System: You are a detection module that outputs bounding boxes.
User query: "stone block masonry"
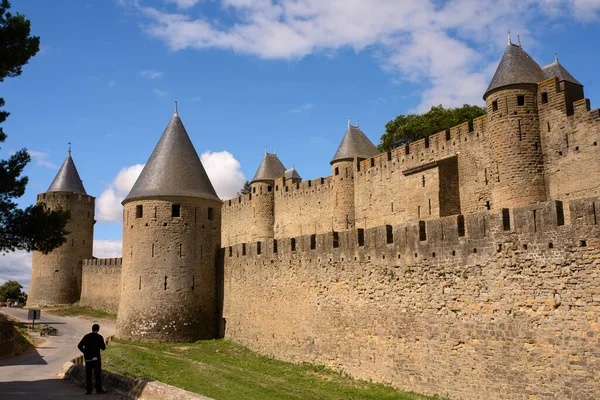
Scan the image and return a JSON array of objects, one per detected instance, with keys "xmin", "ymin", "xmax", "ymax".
[
  {"xmin": 79, "ymin": 258, "xmax": 122, "ymax": 313},
  {"xmin": 222, "ymin": 197, "xmax": 600, "ymax": 400}
]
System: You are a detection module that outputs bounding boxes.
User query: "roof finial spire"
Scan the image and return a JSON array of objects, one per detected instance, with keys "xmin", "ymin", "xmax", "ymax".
[
  {"xmin": 356, "ymin": 118, "xmax": 359, "ymax": 127},
  {"xmin": 517, "ymin": 35, "xmax": 521, "ymax": 47},
  {"xmin": 68, "ymin": 142, "xmax": 72, "ymax": 156},
  {"xmin": 508, "ymin": 31, "xmax": 511, "ymax": 46},
  {"xmin": 348, "ymin": 117, "xmax": 350, "ymax": 128},
  {"xmin": 274, "ymin": 148, "xmax": 276, "ymax": 155},
  {"xmin": 174, "ymin": 100, "xmax": 178, "ymax": 114},
  {"xmin": 555, "ymin": 52, "xmax": 558, "ymax": 62}
]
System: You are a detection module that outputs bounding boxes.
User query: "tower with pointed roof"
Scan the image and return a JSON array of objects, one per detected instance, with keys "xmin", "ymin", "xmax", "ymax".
[
  {"xmin": 484, "ymin": 35, "xmax": 547, "ymax": 209},
  {"xmin": 250, "ymin": 152, "xmax": 286, "ymax": 241},
  {"xmin": 330, "ymin": 122, "xmax": 379, "ymax": 231},
  {"xmin": 115, "ymin": 108, "xmax": 222, "ymax": 342},
  {"xmin": 27, "ymin": 151, "xmax": 95, "ymax": 307}
]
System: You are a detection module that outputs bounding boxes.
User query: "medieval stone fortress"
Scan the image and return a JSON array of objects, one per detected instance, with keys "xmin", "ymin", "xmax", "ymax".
[{"xmin": 26, "ymin": 38, "xmax": 600, "ymax": 399}]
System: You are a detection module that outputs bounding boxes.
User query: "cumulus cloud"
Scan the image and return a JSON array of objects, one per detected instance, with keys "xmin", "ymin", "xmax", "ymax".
[
  {"xmin": 96, "ymin": 164, "xmax": 144, "ymax": 222},
  {"xmin": 153, "ymin": 88, "xmax": 168, "ymax": 97},
  {"xmin": 118, "ymin": 0, "xmax": 600, "ymax": 110},
  {"xmin": 140, "ymin": 70, "xmax": 164, "ymax": 79},
  {"xmin": 0, "ymin": 251, "xmax": 32, "ymax": 293},
  {"xmin": 28, "ymin": 151, "xmax": 58, "ymax": 169},
  {"xmin": 94, "ymin": 239, "xmax": 123, "ymax": 258},
  {"xmin": 200, "ymin": 150, "xmax": 246, "ymax": 199}
]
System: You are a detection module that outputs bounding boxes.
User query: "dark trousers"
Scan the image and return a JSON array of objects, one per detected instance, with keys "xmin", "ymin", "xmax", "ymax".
[{"xmin": 85, "ymin": 360, "xmax": 102, "ymax": 392}]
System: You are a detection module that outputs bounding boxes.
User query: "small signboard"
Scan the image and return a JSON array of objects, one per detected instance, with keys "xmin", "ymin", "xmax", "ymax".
[{"xmin": 28, "ymin": 309, "xmax": 41, "ymax": 328}]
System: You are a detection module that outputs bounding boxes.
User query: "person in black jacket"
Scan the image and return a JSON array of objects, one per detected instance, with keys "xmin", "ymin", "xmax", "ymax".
[{"xmin": 77, "ymin": 324, "xmax": 107, "ymax": 395}]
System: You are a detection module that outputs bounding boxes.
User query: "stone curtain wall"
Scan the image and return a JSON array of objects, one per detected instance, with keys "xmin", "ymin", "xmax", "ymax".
[
  {"xmin": 222, "ymin": 197, "xmax": 600, "ymax": 400},
  {"xmin": 79, "ymin": 258, "xmax": 122, "ymax": 313}
]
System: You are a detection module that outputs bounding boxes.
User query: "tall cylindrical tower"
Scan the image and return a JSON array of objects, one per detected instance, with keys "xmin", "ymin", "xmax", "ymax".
[
  {"xmin": 330, "ymin": 122, "xmax": 379, "ymax": 231},
  {"xmin": 250, "ymin": 152, "xmax": 286, "ymax": 241},
  {"xmin": 116, "ymin": 108, "xmax": 221, "ymax": 342},
  {"xmin": 28, "ymin": 152, "xmax": 94, "ymax": 307},
  {"xmin": 484, "ymin": 41, "xmax": 547, "ymax": 209}
]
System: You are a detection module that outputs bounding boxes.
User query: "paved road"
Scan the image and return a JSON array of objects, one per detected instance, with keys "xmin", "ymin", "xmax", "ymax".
[{"xmin": 0, "ymin": 308, "xmax": 121, "ymax": 398}]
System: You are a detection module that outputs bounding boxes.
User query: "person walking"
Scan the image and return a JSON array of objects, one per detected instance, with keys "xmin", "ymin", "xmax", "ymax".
[{"xmin": 77, "ymin": 323, "xmax": 107, "ymax": 395}]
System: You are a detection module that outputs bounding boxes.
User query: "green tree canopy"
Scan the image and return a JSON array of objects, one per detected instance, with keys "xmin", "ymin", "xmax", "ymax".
[
  {"xmin": 0, "ymin": 0, "xmax": 70, "ymax": 254},
  {"xmin": 378, "ymin": 104, "xmax": 486, "ymax": 152},
  {"xmin": 0, "ymin": 280, "xmax": 25, "ymax": 302},
  {"xmin": 238, "ymin": 180, "xmax": 252, "ymax": 196}
]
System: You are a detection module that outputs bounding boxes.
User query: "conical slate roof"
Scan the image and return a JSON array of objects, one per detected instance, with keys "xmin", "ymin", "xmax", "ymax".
[
  {"xmin": 542, "ymin": 60, "xmax": 582, "ymax": 86},
  {"xmin": 251, "ymin": 153, "xmax": 286, "ymax": 182},
  {"xmin": 47, "ymin": 153, "xmax": 87, "ymax": 194},
  {"xmin": 484, "ymin": 44, "xmax": 545, "ymax": 99},
  {"xmin": 330, "ymin": 125, "xmax": 379, "ymax": 164},
  {"xmin": 123, "ymin": 112, "xmax": 219, "ymax": 203},
  {"xmin": 284, "ymin": 167, "xmax": 301, "ymax": 180}
]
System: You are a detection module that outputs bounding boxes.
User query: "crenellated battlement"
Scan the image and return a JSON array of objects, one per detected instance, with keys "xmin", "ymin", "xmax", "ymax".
[{"xmin": 82, "ymin": 258, "xmax": 123, "ymax": 267}]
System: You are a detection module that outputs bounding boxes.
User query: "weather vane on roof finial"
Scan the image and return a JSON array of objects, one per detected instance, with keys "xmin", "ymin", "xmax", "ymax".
[
  {"xmin": 348, "ymin": 117, "xmax": 350, "ymax": 128},
  {"xmin": 508, "ymin": 31, "xmax": 511, "ymax": 46},
  {"xmin": 356, "ymin": 118, "xmax": 359, "ymax": 128},
  {"xmin": 174, "ymin": 100, "xmax": 178, "ymax": 114},
  {"xmin": 68, "ymin": 142, "xmax": 72, "ymax": 155},
  {"xmin": 555, "ymin": 52, "xmax": 559, "ymax": 62},
  {"xmin": 517, "ymin": 35, "xmax": 521, "ymax": 47}
]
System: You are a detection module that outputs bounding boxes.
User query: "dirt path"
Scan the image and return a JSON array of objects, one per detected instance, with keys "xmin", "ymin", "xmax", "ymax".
[{"xmin": 0, "ymin": 308, "xmax": 121, "ymax": 398}]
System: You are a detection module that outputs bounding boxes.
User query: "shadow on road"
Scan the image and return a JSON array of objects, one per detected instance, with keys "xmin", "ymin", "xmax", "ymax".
[
  {"xmin": 0, "ymin": 347, "xmax": 48, "ymax": 367},
  {"xmin": 0, "ymin": 378, "xmax": 122, "ymax": 399}
]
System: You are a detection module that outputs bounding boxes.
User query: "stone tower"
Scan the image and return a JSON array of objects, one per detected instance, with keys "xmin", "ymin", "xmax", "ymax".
[
  {"xmin": 484, "ymin": 39, "xmax": 547, "ymax": 209},
  {"xmin": 27, "ymin": 151, "xmax": 94, "ymax": 307},
  {"xmin": 330, "ymin": 122, "xmax": 378, "ymax": 231},
  {"xmin": 250, "ymin": 152, "xmax": 286, "ymax": 241},
  {"xmin": 116, "ymin": 108, "xmax": 221, "ymax": 342}
]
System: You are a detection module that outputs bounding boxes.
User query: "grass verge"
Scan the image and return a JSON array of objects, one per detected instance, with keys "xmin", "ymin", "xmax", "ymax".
[
  {"xmin": 104, "ymin": 339, "xmax": 443, "ymax": 400},
  {"xmin": 43, "ymin": 305, "xmax": 117, "ymax": 320},
  {"xmin": 0, "ymin": 314, "xmax": 39, "ymax": 359}
]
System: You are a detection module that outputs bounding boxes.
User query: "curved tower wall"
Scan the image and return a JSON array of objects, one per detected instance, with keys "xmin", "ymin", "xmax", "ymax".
[
  {"xmin": 28, "ymin": 192, "xmax": 95, "ymax": 307},
  {"xmin": 331, "ymin": 160, "xmax": 356, "ymax": 231},
  {"xmin": 486, "ymin": 86, "xmax": 546, "ymax": 209},
  {"xmin": 116, "ymin": 196, "xmax": 221, "ymax": 342},
  {"xmin": 251, "ymin": 181, "xmax": 275, "ymax": 241}
]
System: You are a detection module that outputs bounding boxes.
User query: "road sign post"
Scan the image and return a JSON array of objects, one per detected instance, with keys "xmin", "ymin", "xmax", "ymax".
[{"xmin": 28, "ymin": 309, "xmax": 41, "ymax": 329}]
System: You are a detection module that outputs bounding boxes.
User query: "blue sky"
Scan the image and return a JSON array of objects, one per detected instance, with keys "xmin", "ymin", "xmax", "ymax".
[{"xmin": 2, "ymin": 0, "xmax": 600, "ymax": 289}]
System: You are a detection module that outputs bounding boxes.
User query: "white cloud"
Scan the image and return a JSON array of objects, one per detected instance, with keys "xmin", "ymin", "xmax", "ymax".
[
  {"xmin": 140, "ymin": 70, "xmax": 164, "ymax": 79},
  {"xmin": 200, "ymin": 150, "xmax": 246, "ymax": 199},
  {"xmin": 94, "ymin": 239, "xmax": 123, "ymax": 258},
  {"xmin": 28, "ymin": 151, "xmax": 57, "ymax": 169},
  {"xmin": 108, "ymin": 80, "xmax": 116, "ymax": 86},
  {"xmin": 289, "ymin": 103, "xmax": 313, "ymax": 113},
  {"xmin": 153, "ymin": 88, "xmax": 168, "ymax": 97},
  {"xmin": 0, "ymin": 251, "xmax": 32, "ymax": 294},
  {"xmin": 165, "ymin": 0, "xmax": 202, "ymax": 9},
  {"xmin": 96, "ymin": 164, "xmax": 144, "ymax": 222},
  {"xmin": 121, "ymin": 0, "xmax": 600, "ymax": 110}
]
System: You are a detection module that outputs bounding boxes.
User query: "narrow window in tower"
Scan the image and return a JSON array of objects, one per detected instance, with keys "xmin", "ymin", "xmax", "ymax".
[
  {"xmin": 172, "ymin": 204, "xmax": 181, "ymax": 217},
  {"xmin": 273, "ymin": 239, "xmax": 278, "ymax": 253},
  {"xmin": 565, "ymin": 134, "xmax": 569, "ymax": 148},
  {"xmin": 422, "ymin": 175, "xmax": 425, "ymax": 187},
  {"xmin": 370, "ymin": 158, "xmax": 375, "ymax": 167},
  {"xmin": 484, "ymin": 168, "xmax": 488, "ymax": 185},
  {"xmin": 242, "ymin": 243, "xmax": 246, "ymax": 256},
  {"xmin": 164, "ymin": 275, "xmax": 167, "ymax": 290},
  {"xmin": 253, "ymin": 187, "xmax": 256, "ymax": 193},
  {"xmin": 179, "ymin": 243, "xmax": 182, "ymax": 257},
  {"xmin": 310, "ymin": 235, "xmax": 316, "ymax": 250},
  {"xmin": 541, "ymin": 92, "xmax": 548, "ymax": 104},
  {"xmin": 208, "ymin": 208, "xmax": 214, "ymax": 220},
  {"xmin": 71, "ymin": 239, "xmax": 74, "ymax": 247},
  {"xmin": 418, "ymin": 206, "xmax": 421, "ymax": 218},
  {"xmin": 387, "ymin": 151, "xmax": 392, "ymax": 161},
  {"xmin": 345, "ymin": 168, "xmax": 348, "ymax": 178},
  {"xmin": 517, "ymin": 95, "xmax": 525, "ymax": 106},
  {"xmin": 83, "ymin": 240, "xmax": 85, "ymax": 245},
  {"xmin": 151, "ymin": 243, "xmax": 154, "ymax": 257},
  {"xmin": 486, "ymin": 201, "xmax": 491, "ymax": 210},
  {"xmin": 405, "ymin": 143, "xmax": 410, "ymax": 155},
  {"xmin": 136, "ymin": 205, "xmax": 143, "ymax": 218},
  {"xmin": 154, "ymin": 207, "xmax": 157, "ymax": 219},
  {"xmin": 492, "ymin": 101, "xmax": 498, "ymax": 112},
  {"xmin": 268, "ymin": 185, "xmax": 272, "ymax": 192},
  {"xmin": 356, "ymin": 162, "xmax": 361, "ymax": 172},
  {"xmin": 518, "ymin": 120, "xmax": 522, "ymax": 141},
  {"xmin": 429, "ymin": 199, "xmax": 432, "ymax": 215},
  {"xmin": 547, "ymin": 122, "xmax": 551, "ymax": 132},
  {"xmin": 257, "ymin": 242, "xmax": 262, "ymax": 255},
  {"xmin": 139, "ymin": 276, "xmax": 141, "ymax": 290},
  {"xmin": 191, "ymin": 275, "xmax": 195, "ymax": 291},
  {"xmin": 335, "ymin": 167, "xmax": 339, "ymax": 176},
  {"xmin": 291, "ymin": 238, "xmax": 296, "ymax": 251},
  {"xmin": 194, "ymin": 208, "xmax": 197, "ymax": 223},
  {"xmin": 228, "ymin": 246, "xmax": 232, "ymax": 257},
  {"xmin": 391, "ymin": 201, "xmax": 394, "ymax": 212}
]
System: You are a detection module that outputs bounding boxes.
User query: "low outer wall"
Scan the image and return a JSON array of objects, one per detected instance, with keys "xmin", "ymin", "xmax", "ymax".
[
  {"xmin": 79, "ymin": 258, "xmax": 122, "ymax": 313},
  {"xmin": 223, "ymin": 197, "xmax": 600, "ymax": 400}
]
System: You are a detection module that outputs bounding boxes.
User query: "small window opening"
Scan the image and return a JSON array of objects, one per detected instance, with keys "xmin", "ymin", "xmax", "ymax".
[
  {"xmin": 473, "ymin": 248, "xmax": 478, "ymax": 254},
  {"xmin": 565, "ymin": 134, "xmax": 569, "ymax": 148},
  {"xmin": 139, "ymin": 276, "xmax": 141, "ymax": 290},
  {"xmin": 484, "ymin": 168, "xmax": 488, "ymax": 185},
  {"xmin": 518, "ymin": 120, "xmax": 522, "ymax": 141},
  {"xmin": 268, "ymin": 185, "xmax": 272, "ymax": 192},
  {"xmin": 370, "ymin": 158, "xmax": 375, "ymax": 167},
  {"xmin": 356, "ymin": 162, "xmax": 361, "ymax": 172},
  {"xmin": 386, "ymin": 225, "xmax": 393, "ymax": 244},
  {"xmin": 172, "ymin": 204, "xmax": 181, "ymax": 217},
  {"xmin": 502, "ymin": 208, "xmax": 511, "ymax": 231},
  {"xmin": 273, "ymin": 239, "xmax": 278, "ymax": 253},
  {"xmin": 228, "ymin": 246, "xmax": 232, "ymax": 257},
  {"xmin": 320, "ymin": 178, "xmax": 324, "ymax": 184},
  {"xmin": 357, "ymin": 229, "xmax": 365, "ymax": 247},
  {"xmin": 457, "ymin": 215, "xmax": 465, "ymax": 237},
  {"xmin": 345, "ymin": 168, "xmax": 348, "ymax": 179},
  {"xmin": 136, "ymin": 205, "xmax": 143, "ymax": 218},
  {"xmin": 556, "ymin": 201, "xmax": 565, "ymax": 226},
  {"xmin": 445, "ymin": 129, "xmax": 451, "ymax": 140},
  {"xmin": 523, "ymin": 244, "xmax": 528, "ymax": 250},
  {"xmin": 387, "ymin": 151, "xmax": 392, "ymax": 161},
  {"xmin": 242, "ymin": 243, "xmax": 246, "ymax": 256},
  {"xmin": 517, "ymin": 95, "xmax": 525, "ymax": 106},
  {"xmin": 418, "ymin": 206, "xmax": 421, "ymax": 218},
  {"xmin": 422, "ymin": 175, "xmax": 425, "ymax": 187},
  {"xmin": 164, "ymin": 275, "xmax": 168, "ymax": 290},
  {"xmin": 580, "ymin": 240, "xmax": 587, "ymax": 247},
  {"xmin": 547, "ymin": 122, "xmax": 551, "ymax": 132},
  {"xmin": 257, "ymin": 242, "xmax": 262, "ymax": 255},
  {"xmin": 152, "ymin": 243, "xmax": 155, "ymax": 257},
  {"xmin": 391, "ymin": 201, "xmax": 394, "ymax": 212},
  {"xmin": 425, "ymin": 136, "xmax": 430, "ymax": 148},
  {"xmin": 291, "ymin": 238, "xmax": 296, "ymax": 251},
  {"xmin": 208, "ymin": 208, "xmax": 214, "ymax": 220},
  {"xmin": 179, "ymin": 243, "xmax": 182, "ymax": 257},
  {"xmin": 310, "ymin": 234, "xmax": 316, "ymax": 250},
  {"xmin": 492, "ymin": 101, "xmax": 498, "ymax": 112},
  {"xmin": 419, "ymin": 221, "xmax": 427, "ymax": 242},
  {"xmin": 541, "ymin": 92, "xmax": 548, "ymax": 104},
  {"xmin": 428, "ymin": 199, "xmax": 432, "ymax": 215},
  {"xmin": 486, "ymin": 201, "xmax": 491, "ymax": 210},
  {"xmin": 405, "ymin": 143, "xmax": 410, "ymax": 155},
  {"xmin": 191, "ymin": 275, "xmax": 195, "ymax": 291},
  {"xmin": 335, "ymin": 167, "xmax": 339, "ymax": 176},
  {"xmin": 548, "ymin": 242, "xmax": 554, "ymax": 249},
  {"xmin": 333, "ymin": 232, "xmax": 339, "ymax": 248}
]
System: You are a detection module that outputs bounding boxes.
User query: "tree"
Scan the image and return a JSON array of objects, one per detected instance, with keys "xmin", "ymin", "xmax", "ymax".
[
  {"xmin": 0, "ymin": 280, "xmax": 26, "ymax": 302},
  {"xmin": 378, "ymin": 104, "xmax": 486, "ymax": 152},
  {"xmin": 0, "ymin": 0, "xmax": 70, "ymax": 254},
  {"xmin": 238, "ymin": 180, "xmax": 252, "ymax": 196}
]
